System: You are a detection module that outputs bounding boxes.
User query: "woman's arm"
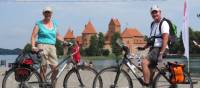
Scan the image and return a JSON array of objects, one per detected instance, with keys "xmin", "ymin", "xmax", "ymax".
[{"xmin": 31, "ymin": 25, "xmax": 39, "ymax": 47}]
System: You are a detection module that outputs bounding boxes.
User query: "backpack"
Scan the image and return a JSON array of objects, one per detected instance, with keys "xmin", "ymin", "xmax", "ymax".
[
  {"xmin": 150, "ymin": 18, "xmax": 177, "ymax": 47},
  {"xmin": 168, "ymin": 62, "xmax": 185, "ymax": 84}
]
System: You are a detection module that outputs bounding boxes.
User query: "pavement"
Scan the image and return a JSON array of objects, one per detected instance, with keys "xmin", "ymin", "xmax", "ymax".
[{"xmin": 0, "ymin": 66, "xmax": 200, "ymax": 88}]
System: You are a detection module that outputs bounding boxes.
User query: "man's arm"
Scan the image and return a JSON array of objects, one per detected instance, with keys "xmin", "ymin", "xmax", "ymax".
[
  {"xmin": 160, "ymin": 21, "xmax": 170, "ymax": 54},
  {"xmin": 160, "ymin": 33, "xmax": 169, "ymax": 54},
  {"xmin": 31, "ymin": 25, "xmax": 39, "ymax": 47}
]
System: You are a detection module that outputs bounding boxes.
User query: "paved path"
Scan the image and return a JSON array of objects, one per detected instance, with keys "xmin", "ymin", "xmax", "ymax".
[{"xmin": 0, "ymin": 67, "xmax": 200, "ymax": 88}]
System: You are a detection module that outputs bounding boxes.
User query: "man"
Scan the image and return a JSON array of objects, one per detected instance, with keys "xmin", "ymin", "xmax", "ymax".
[
  {"xmin": 138, "ymin": 5, "xmax": 169, "ymax": 87},
  {"xmin": 31, "ymin": 6, "xmax": 64, "ymax": 87}
]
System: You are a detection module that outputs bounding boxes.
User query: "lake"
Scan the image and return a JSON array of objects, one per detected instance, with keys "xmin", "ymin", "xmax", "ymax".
[{"xmin": 0, "ymin": 55, "xmax": 200, "ymax": 74}]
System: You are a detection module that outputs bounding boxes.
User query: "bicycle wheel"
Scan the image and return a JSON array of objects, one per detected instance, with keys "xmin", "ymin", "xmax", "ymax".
[
  {"xmin": 2, "ymin": 67, "xmax": 42, "ymax": 88},
  {"xmin": 153, "ymin": 70, "xmax": 193, "ymax": 88},
  {"xmin": 63, "ymin": 65, "xmax": 102, "ymax": 88},
  {"xmin": 93, "ymin": 66, "xmax": 133, "ymax": 88}
]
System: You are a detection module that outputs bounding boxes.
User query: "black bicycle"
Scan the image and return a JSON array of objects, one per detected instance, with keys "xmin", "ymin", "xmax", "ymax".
[{"xmin": 92, "ymin": 39, "xmax": 193, "ymax": 88}]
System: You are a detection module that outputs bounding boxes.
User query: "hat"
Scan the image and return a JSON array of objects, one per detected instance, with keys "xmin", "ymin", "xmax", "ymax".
[
  {"xmin": 150, "ymin": 5, "xmax": 160, "ymax": 12},
  {"xmin": 43, "ymin": 6, "xmax": 53, "ymax": 13}
]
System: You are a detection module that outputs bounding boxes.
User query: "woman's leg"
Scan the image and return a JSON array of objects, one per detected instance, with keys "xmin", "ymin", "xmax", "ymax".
[
  {"xmin": 50, "ymin": 64, "xmax": 58, "ymax": 88},
  {"xmin": 40, "ymin": 65, "xmax": 47, "ymax": 81}
]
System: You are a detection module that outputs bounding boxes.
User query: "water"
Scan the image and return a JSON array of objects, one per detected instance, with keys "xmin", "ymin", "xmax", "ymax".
[{"xmin": 1, "ymin": 55, "xmax": 200, "ymax": 73}]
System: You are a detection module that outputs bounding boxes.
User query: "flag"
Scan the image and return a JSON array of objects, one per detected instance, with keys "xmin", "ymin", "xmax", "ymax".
[{"xmin": 182, "ymin": 0, "xmax": 189, "ymax": 60}]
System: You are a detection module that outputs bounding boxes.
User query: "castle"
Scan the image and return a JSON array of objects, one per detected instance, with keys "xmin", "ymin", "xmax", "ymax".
[{"xmin": 64, "ymin": 18, "xmax": 146, "ymax": 54}]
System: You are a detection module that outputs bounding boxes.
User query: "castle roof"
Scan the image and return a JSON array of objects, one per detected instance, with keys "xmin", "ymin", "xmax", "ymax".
[
  {"xmin": 64, "ymin": 28, "xmax": 75, "ymax": 39},
  {"xmin": 82, "ymin": 21, "xmax": 97, "ymax": 34},
  {"xmin": 121, "ymin": 28, "xmax": 143, "ymax": 38}
]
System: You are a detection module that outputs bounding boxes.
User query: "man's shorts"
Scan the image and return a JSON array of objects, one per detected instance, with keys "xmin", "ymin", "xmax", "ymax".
[
  {"xmin": 147, "ymin": 48, "xmax": 159, "ymax": 68},
  {"xmin": 37, "ymin": 44, "xmax": 58, "ymax": 66}
]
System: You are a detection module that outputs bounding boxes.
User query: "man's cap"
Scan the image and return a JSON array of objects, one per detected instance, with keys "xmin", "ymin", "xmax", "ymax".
[
  {"xmin": 150, "ymin": 5, "xmax": 161, "ymax": 12},
  {"xmin": 43, "ymin": 6, "xmax": 53, "ymax": 13}
]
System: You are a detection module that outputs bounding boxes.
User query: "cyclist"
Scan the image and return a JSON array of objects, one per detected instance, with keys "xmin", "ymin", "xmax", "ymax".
[
  {"xmin": 138, "ymin": 5, "xmax": 169, "ymax": 87},
  {"xmin": 31, "ymin": 6, "xmax": 64, "ymax": 87}
]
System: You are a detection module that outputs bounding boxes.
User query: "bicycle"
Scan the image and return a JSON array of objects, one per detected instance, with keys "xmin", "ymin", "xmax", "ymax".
[
  {"xmin": 2, "ymin": 43, "xmax": 103, "ymax": 88},
  {"xmin": 2, "ymin": 50, "xmax": 43, "ymax": 88},
  {"xmin": 92, "ymin": 39, "xmax": 193, "ymax": 88}
]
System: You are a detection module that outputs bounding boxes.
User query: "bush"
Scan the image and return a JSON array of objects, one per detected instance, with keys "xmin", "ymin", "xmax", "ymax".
[{"xmin": 102, "ymin": 49, "xmax": 110, "ymax": 56}]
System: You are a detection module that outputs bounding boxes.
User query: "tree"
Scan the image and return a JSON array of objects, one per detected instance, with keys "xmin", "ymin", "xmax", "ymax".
[
  {"xmin": 102, "ymin": 49, "xmax": 110, "ymax": 56},
  {"xmin": 179, "ymin": 31, "xmax": 184, "ymax": 53},
  {"xmin": 23, "ymin": 43, "xmax": 32, "ymax": 53},
  {"xmin": 98, "ymin": 32, "xmax": 105, "ymax": 55},
  {"xmin": 86, "ymin": 35, "xmax": 98, "ymax": 56},
  {"xmin": 55, "ymin": 40, "xmax": 64, "ymax": 56},
  {"xmin": 111, "ymin": 32, "xmax": 122, "ymax": 63}
]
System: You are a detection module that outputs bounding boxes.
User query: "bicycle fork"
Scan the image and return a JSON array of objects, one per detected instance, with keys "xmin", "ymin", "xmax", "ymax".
[
  {"xmin": 75, "ymin": 69, "xmax": 85, "ymax": 87},
  {"xmin": 112, "ymin": 67, "xmax": 121, "ymax": 88}
]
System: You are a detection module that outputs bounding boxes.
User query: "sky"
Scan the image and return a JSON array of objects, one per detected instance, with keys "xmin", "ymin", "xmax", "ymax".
[{"xmin": 0, "ymin": 0, "xmax": 200, "ymax": 49}]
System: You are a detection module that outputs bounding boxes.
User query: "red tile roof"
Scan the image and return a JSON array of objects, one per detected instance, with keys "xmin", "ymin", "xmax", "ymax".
[
  {"xmin": 64, "ymin": 28, "xmax": 75, "ymax": 39},
  {"xmin": 109, "ymin": 18, "xmax": 120, "ymax": 26},
  {"xmin": 82, "ymin": 21, "xmax": 97, "ymax": 34},
  {"xmin": 121, "ymin": 28, "xmax": 143, "ymax": 38}
]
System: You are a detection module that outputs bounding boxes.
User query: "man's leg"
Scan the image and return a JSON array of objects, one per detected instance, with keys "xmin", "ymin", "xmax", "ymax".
[{"xmin": 142, "ymin": 58, "xmax": 151, "ymax": 84}]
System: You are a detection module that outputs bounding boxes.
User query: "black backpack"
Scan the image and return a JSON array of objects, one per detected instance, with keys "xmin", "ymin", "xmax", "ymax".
[{"xmin": 150, "ymin": 18, "xmax": 177, "ymax": 47}]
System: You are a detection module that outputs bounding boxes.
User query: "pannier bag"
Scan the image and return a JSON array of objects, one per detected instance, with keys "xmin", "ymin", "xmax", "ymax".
[
  {"xmin": 15, "ymin": 52, "xmax": 42, "ymax": 65},
  {"xmin": 15, "ymin": 68, "xmax": 31, "ymax": 82},
  {"xmin": 168, "ymin": 62, "xmax": 185, "ymax": 84}
]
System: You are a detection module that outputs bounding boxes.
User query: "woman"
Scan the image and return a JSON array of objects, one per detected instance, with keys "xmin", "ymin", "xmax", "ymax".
[{"xmin": 31, "ymin": 6, "xmax": 64, "ymax": 85}]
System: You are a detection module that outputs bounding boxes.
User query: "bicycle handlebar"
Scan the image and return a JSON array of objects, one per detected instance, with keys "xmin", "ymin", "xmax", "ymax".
[
  {"xmin": 116, "ymin": 39, "xmax": 130, "ymax": 56},
  {"xmin": 63, "ymin": 41, "xmax": 73, "ymax": 47}
]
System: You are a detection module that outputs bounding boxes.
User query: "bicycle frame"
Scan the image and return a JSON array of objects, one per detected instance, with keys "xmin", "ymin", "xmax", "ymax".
[{"xmin": 44, "ymin": 55, "xmax": 71, "ymax": 82}]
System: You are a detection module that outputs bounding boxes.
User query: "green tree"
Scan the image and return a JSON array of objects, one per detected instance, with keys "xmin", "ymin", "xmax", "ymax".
[
  {"xmin": 188, "ymin": 27, "xmax": 200, "ymax": 54},
  {"xmin": 98, "ymin": 32, "xmax": 105, "ymax": 55},
  {"xmin": 87, "ymin": 35, "xmax": 98, "ymax": 56},
  {"xmin": 23, "ymin": 43, "xmax": 32, "ymax": 53},
  {"xmin": 179, "ymin": 31, "xmax": 184, "ymax": 53},
  {"xmin": 55, "ymin": 40, "xmax": 63, "ymax": 56},
  {"xmin": 102, "ymin": 49, "xmax": 110, "ymax": 56},
  {"xmin": 111, "ymin": 32, "xmax": 122, "ymax": 63}
]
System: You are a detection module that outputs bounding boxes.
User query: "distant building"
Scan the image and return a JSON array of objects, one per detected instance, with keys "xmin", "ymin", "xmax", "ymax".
[
  {"xmin": 121, "ymin": 27, "xmax": 146, "ymax": 53},
  {"xmin": 64, "ymin": 27, "xmax": 75, "ymax": 41},
  {"xmin": 104, "ymin": 18, "xmax": 121, "ymax": 51},
  {"xmin": 64, "ymin": 18, "xmax": 146, "ymax": 54},
  {"xmin": 82, "ymin": 21, "xmax": 97, "ymax": 48}
]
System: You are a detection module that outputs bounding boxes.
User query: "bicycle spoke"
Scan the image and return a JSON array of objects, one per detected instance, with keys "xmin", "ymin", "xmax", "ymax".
[
  {"xmin": 93, "ymin": 67, "xmax": 132, "ymax": 88},
  {"xmin": 64, "ymin": 67, "xmax": 99, "ymax": 88}
]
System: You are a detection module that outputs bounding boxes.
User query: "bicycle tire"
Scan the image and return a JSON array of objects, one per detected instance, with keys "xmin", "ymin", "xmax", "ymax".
[
  {"xmin": 63, "ymin": 65, "xmax": 102, "ymax": 88},
  {"xmin": 153, "ymin": 70, "xmax": 193, "ymax": 88},
  {"xmin": 2, "ymin": 67, "xmax": 42, "ymax": 88},
  {"xmin": 92, "ymin": 66, "xmax": 133, "ymax": 88}
]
